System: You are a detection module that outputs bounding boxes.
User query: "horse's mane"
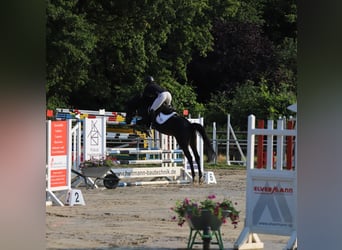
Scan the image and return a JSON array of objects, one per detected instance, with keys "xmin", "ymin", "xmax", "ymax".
[
  {"xmin": 125, "ymin": 94, "xmax": 150, "ymax": 126},
  {"xmin": 126, "ymin": 94, "xmax": 142, "ymax": 108}
]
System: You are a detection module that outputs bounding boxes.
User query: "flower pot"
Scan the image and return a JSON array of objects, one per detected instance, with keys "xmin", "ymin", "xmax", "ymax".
[
  {"xmin": 185, "ymin": 209, "xmax": 230, "ymax": 250},
  {"xmin": 186, "ymin": 209, "xmax": 230, "ymax": 231}
]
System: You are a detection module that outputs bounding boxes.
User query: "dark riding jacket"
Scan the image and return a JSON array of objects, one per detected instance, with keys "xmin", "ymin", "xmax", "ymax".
[{"xmin": 142, "ymin": 82, "xmax": 166, "ymax": 105}]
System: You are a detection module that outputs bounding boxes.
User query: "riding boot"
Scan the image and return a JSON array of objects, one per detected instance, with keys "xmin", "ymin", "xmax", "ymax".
[
  {"xmin": 168, "ymin": 105, "xmax": 176, "ymax": 112},
  {"xmin": 149, "ymin": 110, "xmax": 156, "ymax": 128}
]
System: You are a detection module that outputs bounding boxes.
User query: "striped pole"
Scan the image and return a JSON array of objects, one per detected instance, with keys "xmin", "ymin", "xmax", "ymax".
[
  {"xmin": 118, "ymin": 179, "xmax": 190, "ymax": 187},
  {"xmin": 118, "ymin": 159, "xmax": 184, "ymax": 165},
  {"xmin": 107, "ymin": 149, "xmax": 183, "ymax": 155}
]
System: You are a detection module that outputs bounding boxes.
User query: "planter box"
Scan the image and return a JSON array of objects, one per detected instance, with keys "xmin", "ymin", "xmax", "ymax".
[
  {"xmin": 185, "ymin": 209, "xmax": 231, "ymax": 250},
  {"xmin": 186, "ymin": 209, "xmax": 230, "ymax": 231}
]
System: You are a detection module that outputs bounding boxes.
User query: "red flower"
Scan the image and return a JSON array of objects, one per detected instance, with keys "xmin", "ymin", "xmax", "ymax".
[{"xmin": 207, "ymin": 194, "xmax": 216, "ymax": 199}]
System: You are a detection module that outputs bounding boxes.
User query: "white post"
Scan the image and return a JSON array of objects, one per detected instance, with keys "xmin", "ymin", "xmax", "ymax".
[
  {"xmin": 67, "ymin": 119, "xmax": 72, "ymax": 190},
  {"xmin": 199, "ymin": 117, "xmax": 204, "ymax": 173},
  {"xmin": 212, "ymin": 122, "xmax": 217, "ymax": 164},
  {"xmin": 172, "ymin": 136, "xmax": 177, "ymax": 167},
  {"xmin": 226, "ymin": 114, "xmax": 230, "ymax": 165},
  {"xmin": 71, "ymin": 121, "xmax": 82, "ymax": 170},
  {"xmin": 227, "ymin": 115, "xmax": 247, "ymax": 166},
  {"xmin": 276, "ymin": 118, "xmax": 284, "ymax": 171},
  {"xmin": 101, "ymin": 115, "xmax": 106, "ymax": 158},
  {"xmin": 266, "ymin": 120, "xmax": 274, "ymax": 170},
  {"xmin": 247, "ymin": 115, "xmax": 255, "ymax": 170},
  {"xmin": 77, "ymin": 121, "xmax": 82, "ymax": 168}
]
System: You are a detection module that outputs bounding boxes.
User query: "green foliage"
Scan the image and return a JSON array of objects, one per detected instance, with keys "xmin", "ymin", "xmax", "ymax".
[
  {"xmin": 233, "ymin": 0, "xmax": 265, "ymax": 24},
  {"xmin": 204, "ymin": 90, "xmax": 231, "ymax": 125},
  {"xmin": 211, "ymin": 80, "xmax": 296, "ymax": 130},
  {"xmin": 187, "ymin": 20, "xmax": 277, "ymax": 103},
  {"xmin": 151, "ymin": 73, "xmax": 205, "ymax": 116},
  {"xmin": 260, "ymin": 0, "xmax": 297, "ymax": 44},
  {"xmin": 47, "ymin": 0, "xmax": 240, "ymax": 110},
  {"xmin": 274, "ymin": 37, "xmax": 297, "ymax": 93},
  {"xmin": 46, "ymin": 0, "xmax": 97, "ymax": 109},
  {"xmin": 46, "ymin": 0, "xmax": 297, "ymax": 129},
  {"xmin": 171, "ymin": 194, "xmax": 240, "ymax": 227}
]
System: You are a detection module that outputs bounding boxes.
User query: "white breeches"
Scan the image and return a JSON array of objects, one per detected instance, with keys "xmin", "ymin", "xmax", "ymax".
[{"xmin": 150, "ymin": 91, "xmax": 172, "ymax": 111}]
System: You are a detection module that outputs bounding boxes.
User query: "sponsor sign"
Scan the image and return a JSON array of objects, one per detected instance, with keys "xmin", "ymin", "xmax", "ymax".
[
  {"xmin": 246, "ymin": 170, "xmax": 296, "ymax": 235},
  {"xmin": 47, "ymin": 120, "xmax": 71, "ymax": 191},
  {"xmin": 112, "ymin": 167, "xmax": 182, "ymax": 179},
  {"xmin": 83, "ymin": 118, "xmax": 106, "ymax": 160}
]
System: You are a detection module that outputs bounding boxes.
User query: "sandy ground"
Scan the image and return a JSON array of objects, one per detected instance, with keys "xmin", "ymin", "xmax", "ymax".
[{"xmin": 46, "ymin": 169, "xmax": 291, "ymax": 250}]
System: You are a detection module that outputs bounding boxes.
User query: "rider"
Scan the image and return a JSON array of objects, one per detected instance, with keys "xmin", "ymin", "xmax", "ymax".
[{"xmin": 142, "ymin": 75, "xmax": 172, "ymax": 124}]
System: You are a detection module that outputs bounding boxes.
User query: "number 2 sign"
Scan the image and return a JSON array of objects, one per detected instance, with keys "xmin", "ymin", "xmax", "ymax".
[{"xmin": 65, "ymin": 189, "xmax": 85, "ymax": 206}]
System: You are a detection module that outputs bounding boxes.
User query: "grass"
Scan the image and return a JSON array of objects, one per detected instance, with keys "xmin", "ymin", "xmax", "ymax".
[
  {"xmin": 205, "ymin": 162, "xmax": 246, "ymax": 170},
  {"xmin": 204, "ymin": 153, "xmax": 246, "ymax": 170}
]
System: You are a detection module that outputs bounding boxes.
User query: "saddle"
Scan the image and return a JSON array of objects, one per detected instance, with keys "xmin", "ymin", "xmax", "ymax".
[
  {"xmin": 157, "ymin": 103, "xmax": 176, "ymax": 115},
  {"xmin": 153, "ymin": 103, "xmax": 177, "ymax": 125}
]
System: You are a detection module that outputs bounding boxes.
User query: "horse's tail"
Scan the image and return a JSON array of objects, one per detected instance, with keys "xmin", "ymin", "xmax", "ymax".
[{"xmin": 192, "ymin": 123, "xmax": 216, "ymax": 162}]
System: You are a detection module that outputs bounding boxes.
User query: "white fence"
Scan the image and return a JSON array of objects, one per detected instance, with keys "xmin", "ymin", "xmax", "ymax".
[
  {"xmin": 234, "ymin": 115, "xmax": 297, "ymax": 250},
  {"xmin": 211, "ymin": 114, "xmax": 247, "ymax": 165},
  {"xmin": 47, "ymin": 109, "xmax": 210, "ymax": 194},
  {"xmin": 70, "ymin": 115, "xmax": 205, "ymax": 185}
]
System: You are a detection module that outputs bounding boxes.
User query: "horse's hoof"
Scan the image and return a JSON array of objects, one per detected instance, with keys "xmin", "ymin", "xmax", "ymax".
[{"xmin": 199, "ymin": 177, "xmax": 204, "ymax": 185}]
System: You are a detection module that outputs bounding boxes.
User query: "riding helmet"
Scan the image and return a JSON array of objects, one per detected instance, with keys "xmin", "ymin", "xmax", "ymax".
[{"xmin": 145, "ymin": 75, "xmax": 154, "ymax": 84}]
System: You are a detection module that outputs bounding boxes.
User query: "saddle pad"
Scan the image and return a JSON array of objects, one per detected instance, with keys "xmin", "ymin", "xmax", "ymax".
[{"xmin": 156, "ymin": 112, "xmax": 177, "ymax": 124}]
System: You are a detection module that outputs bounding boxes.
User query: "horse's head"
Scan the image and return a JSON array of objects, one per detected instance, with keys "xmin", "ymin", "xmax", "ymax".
[
  {"xmin": 124, "ymin": 95, "xmax": 139, "ymax": 125},
  {"xmin": 124, "ymin": 94, "xmax": 150, "ymax": 125},
  {"xmin": 124, "ymin": 94, "xmax": 152, "ymax": 137},
  {"xmin": 124, "ymin": 110, "xmax": 134, "ymax": 125}
]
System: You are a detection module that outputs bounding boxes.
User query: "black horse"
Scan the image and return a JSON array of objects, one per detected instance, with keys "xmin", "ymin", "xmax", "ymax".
[{"xmin": 125, "ymin": 94, "xmax": 216, "ymax": 183}]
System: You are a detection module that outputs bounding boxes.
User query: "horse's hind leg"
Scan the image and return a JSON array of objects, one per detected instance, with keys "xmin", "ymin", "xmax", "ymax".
[
  {"xmin": 182, "ymin": 148, "xmax": 196, "ymax": 183},
  {"xmin": 190, "ymin": 135, "xmax": 202, "ymax": 184}
]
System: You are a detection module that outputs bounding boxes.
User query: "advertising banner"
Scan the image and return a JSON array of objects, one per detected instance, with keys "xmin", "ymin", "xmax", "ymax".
[
  {"xmin": 112, "ymin": 167, "xmax": 182, "ymax": 179},
  {"xmin": 83, "ymin": 117, "xmax": 106, "ymax": 160},
  {"xmin": 246, "ymin": 170, "xmax": 296, "ymax": 235},
  {"xmin": 47, "ymin": 120, "xmax": 71, "ymax": 191}
]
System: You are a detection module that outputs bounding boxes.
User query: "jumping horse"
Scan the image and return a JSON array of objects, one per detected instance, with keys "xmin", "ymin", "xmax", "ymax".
[{"xmin": 125, "ymin": 94, "xmax": 216, "ymax": 183}]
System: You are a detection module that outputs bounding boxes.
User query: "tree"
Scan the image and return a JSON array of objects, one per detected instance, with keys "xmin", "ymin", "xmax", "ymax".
[
  {"xmin": 188, "ymin": 0, "xmax": 297, "ymax": 119},
  {"xmin": 158, "ymin": 74, "xmax": 205, "ymax": 116},
  {"xmin": 188, "ymin": 20, "xmax": 277, "ymax": 102},
  {"xmin": 260, "ymin": 0, "xmax": 297, "ymax": 45},
  {"xmin": 46, "ymin": 0, "xmax": 97, "ymax": 109},
  {"xmin": 207, "ymin": 80, "xmax": 296, "ymax": 130},
  {"xmin": 46, "ymin": 0, "xmax": 252, "ymax": 111},
  {"xmin": 155, "ymin": 0, "xmax": 239, "ymax": 83},
  {"xmin": 46, "ymin": 0, "xmax": 297, "ymax": 125}
]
